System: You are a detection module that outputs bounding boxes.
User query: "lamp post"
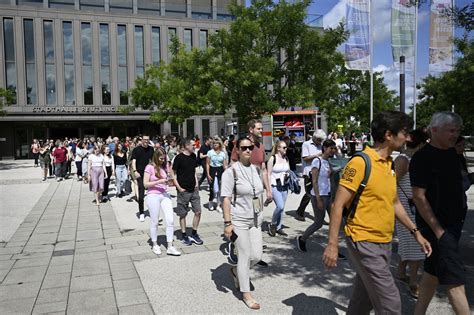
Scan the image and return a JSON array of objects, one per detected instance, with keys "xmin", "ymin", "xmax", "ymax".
[{"xmin": 400, "ymin": 56, "xmax": 405, "ymax": 113}]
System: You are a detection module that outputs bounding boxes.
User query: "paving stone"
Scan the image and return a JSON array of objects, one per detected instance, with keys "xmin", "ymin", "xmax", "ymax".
[
  {"xmin": 13, "ymin": 256, "xmax": 51, "ymax": 268},
  {"xmin": 32, "ymin": 300, "xmax": 67, "ymax": 314},
  {"xmin": 74, "ymin": 244, "xmax": 112, "ymax": 254},
  {"xmin": 70, "ymin": 274, "xmax": 113, "ymax": 292},
  {"xmin": 0, "ymin": 259, "xmax": 15, "ymax": 270},
  {"xmin": 27, "ymin": 234, "xmax": 58, "ymax": 245},
  {"xmin": 36, "ymin": 286, "xmax": 69, "ymax": 304},
  {"xmin": 205, "ymin": 243, "xmax": 222, "ymax": 251},
  {"xmin": 107, "ymin": 255, "xmax": 131, "ymax": 264},
  {"xmin": 23, "ymin": 244, "xmax": 55, "ymax": 253},
  {"xmin": 53, "ymin": 241, "xmax": 75, "ymax": 251},
  {"xmin": 47, "ymin": 263, "xmax": 72, "ymax": 274},
  {"xmin": 75, "ymin": 239, "xmax": 105, "ymax": 249},
  {"xmin": 0, "ymin": 247, "xmax": 23, "ymax": 255},
  {"xmin": 41, "ymin": 273, "xmax": 71, "ymax": 289},
  {"xmin": 76, "ymin": 229, "xmax": 103, "ymax": 241},
  {"xmin": 115, "ymin": 288, "xmax": 149, "ymax": 307},
  {"xmin": 112, "ymin": 278, "xmax": 142, "ymax": 291},
  {"xmin": 5, "ymin": 240, "xmax": 28, "ymax": 247},
  {"xmin": 2, "ymin": 265, "xmax": 48, "ymax": 284},
  {"xmin": 181, "ymin": 245, "xmax": 209, "ymax": 254},
  {"xmin": 67, "ymin": 288, "xmax": 117, "ymax": 314},
  {"xmin": 0, "ymin": 281, "xmax": 42, "ymax": 301},
  {"xmin": 56, "ymin": 234, "xmax": 76, "ymax": 242},
  {"xmin": 118, "ymin": 303, "xmax": 154, "ymax": 315},
  {"xmin": 111, "ymin": 269, "xmax": 139, "ymax": 281},
  {"xmin": 74, "ymin": 251, "xmax": 107, "ymax": 262},
  {"xmin": 111, "ymin": 242, "xmax": 139, "ymax": 249},
  {"xmin": 72, "ymin": 259, "xmax": 109, "ymax": 277},
  {"xmin": 0, "ymin": 254, "xmax": 12, "ymax": 261},
  {"xmin": 105, "ymin": 234, "xmax": 144, "ymax": 245},
  {"xmin": 130, "ymin": 253, "xmax": 158, "ymax": 261},
  {"xmin": 0, "ymin": 297, "xmax": 36, "ymax": 314},
  {"xmin": 0, "ymin": 268, "xmax": 9, "ymax": 282},
  {"xmin": 109, "ymin": 262, "xmax": 135, "ymax": 273},
  {"xmin": 11, "ymin": 251, "xmax": 52, "ymax": 260},
  {"xmin": 50, "ymin": 255, "xmax": 74, "ymax": 266}
]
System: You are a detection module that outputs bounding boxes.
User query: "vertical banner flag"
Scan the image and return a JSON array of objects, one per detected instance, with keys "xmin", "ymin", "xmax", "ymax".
[
  {"xmin": 429, "ymin": 0, "xmax": 454, "ymax": 73},
  {"xmin": 391, "ymin": 0, "xmax": 416, "ymax": 71},
  {"xmin": 345, "ymin": 0, "xmax": 371, "ymax": 70}
]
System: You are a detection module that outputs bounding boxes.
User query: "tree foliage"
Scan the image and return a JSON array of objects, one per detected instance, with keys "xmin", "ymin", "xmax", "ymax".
[
  {"xmin": 129, "ymin": 0, "xmax": 346, "ymax": 124},
  {"xmin": 0, "ymin": 88, "xmax": 14, "ymax": 116}
]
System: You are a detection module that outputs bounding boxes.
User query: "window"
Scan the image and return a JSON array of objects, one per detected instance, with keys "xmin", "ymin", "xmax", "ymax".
[
  {"xmin": 24, "ymin": 19, "xmax": 36, "ymax": 105},
  {"xmin": 137, "ymin": 0, "xmax": 160, "ymax": 16},
  {"xmin": 63, "ymin": 21, "xmax": 75, "ymax": 105},
  {"xmin": 109, "ymin": 0, "xmax": 133, "ymax": 14},
  {"xmin": 43, "ymin": 21, "xmax": 56, "ymax": 105},
  {"xmin": 192, "ymin": 0, "xmax": 212, "ymax": 19},
  {"xmin": 81, "ymin": 22, "xmax": 93, "ymax": 105},
  {"xmin": 18, "ymin": 0, "xmax": 43, "ymax": 6},
  {"xmin": 3, "ymin": 18, "xmax": 16, "ymax": 104},
  {"xmin": 217, "ymin": 0, "xmax": 233, "ymax": 20},
  {"xmin": 166, "ymin": 0, "xmax": 186, "ymax": 18},
  {"xmin": 50, "ymin": 0, "xmax": 75, "ymax": 9},
  {"xmin": 171, "ymin": 122, "xmax": 179, "ymax": 135},
  {"xmin": 151, "ymin": 27, "xmax": 161, "ymax": 66},
  {"xmin": 186, "ymin": 119, "xmax": 195, "ymax": 138},
  {"xmin": 80, "ymin": 0, "xmax": 104, "ymax": 11},
  {"xmin": 199, "ymin": 30, "xmax": 208, "ymax": 50},
  {"xmin": 134, "ymin": 26, "xmax": 144, "ymax": 78},
  {"xmin": 100, "ymin": 24, "xmax": 111, "ymax": 105},
  {"xmin": 117, "ymin": 25, "xmax": 128, "ymax": 105},
  {"xmin": 202, "ymin": 119, "xmax": 210, "ymax": 138},
  {"xmin": 168, "ymin": 27, "xmax": 177, "ymax": 58},
  {"xmin": 184, "ymin": 29, "xmax": 192, "ymax": 52}
]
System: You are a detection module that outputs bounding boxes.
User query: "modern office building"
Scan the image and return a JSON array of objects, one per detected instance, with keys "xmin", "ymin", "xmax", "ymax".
[{"xmin": 0, "ymin": 0, "xmax": 239, "ymax": 159}]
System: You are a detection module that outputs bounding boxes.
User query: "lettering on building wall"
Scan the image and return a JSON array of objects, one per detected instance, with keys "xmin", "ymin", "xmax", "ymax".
[{"xmin": 32, "ymin": 106, "xmax": 118, "ymax": 113}]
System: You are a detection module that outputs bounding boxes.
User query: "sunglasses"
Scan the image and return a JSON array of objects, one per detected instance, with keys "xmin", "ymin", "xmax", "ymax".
[{"xmin": 240, "ymin": 145, "xmax": 254, "ymax": 151}]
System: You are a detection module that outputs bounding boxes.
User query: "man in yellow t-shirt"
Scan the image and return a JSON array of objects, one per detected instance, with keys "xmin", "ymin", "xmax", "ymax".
[{"xmin": 322, "ymin": 111, "xmax": 432, "ymax": 314}]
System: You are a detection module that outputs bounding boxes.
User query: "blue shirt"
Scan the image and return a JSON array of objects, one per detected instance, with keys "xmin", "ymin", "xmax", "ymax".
[{"xmin": 208, "ymin": 150, "xmax": 226, "ymax": 167}]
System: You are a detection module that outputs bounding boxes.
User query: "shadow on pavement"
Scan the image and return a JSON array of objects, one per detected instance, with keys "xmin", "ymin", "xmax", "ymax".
[
  {"xmin": 210, "ymin": 263, "xmax": 241, "ymax": 300},
  {"xmin": 282, "ymin": 293, "xmax": 347, "ymax": 314},
  {"xmin": 0, "ymin": 161, "xmax": 34, "ymax": 170}
]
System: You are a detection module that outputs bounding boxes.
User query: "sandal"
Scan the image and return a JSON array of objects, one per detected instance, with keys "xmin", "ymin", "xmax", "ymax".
[
  {"xmin": 409, "ymin": 284, "xmax": 419, "ymax": 299},
  {"xmin": 243, "ymin": 298, "xmax": 260, "ymax": 310},
  {"xmin": 230, "ymin": 267, "xmax": 239, "ymax": 289}
]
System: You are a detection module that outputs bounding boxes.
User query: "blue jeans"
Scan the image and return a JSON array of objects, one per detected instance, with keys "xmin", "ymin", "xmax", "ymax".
[
  {"xmin": 271, "ymin": 186, "xmax": 288, "ymax": 230},
  {"xmin": 115, "ymin": 165, "xmax": 127, "ymax": 195}
]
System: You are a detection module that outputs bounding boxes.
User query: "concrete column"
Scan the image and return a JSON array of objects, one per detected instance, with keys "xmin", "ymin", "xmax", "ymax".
[
  {"xmin": 177, "ymin": 27, "xmax": 184, "ymax": 45},
  {"xmin": 35, "ymin": 18, "xmax": 46, "ymax": 106},
  {"xmin": 55, "ymin": 19, "xmax": 65, "ymax": 106},
  {"xmin": 73, "ymin": 20, "xmax": 82, "ymax": 106},
  {"xmin": 110, "ymin": 23, "xmax": 119, "ymax": 106},
  {"xmin": 74, "ymin": 0, "xmax": 79, "ymax": 10},
  {"xmin": 14, "ymin": 17, "xmax": 26, "ymax": 106},
  {"xmin": 160, "ymin": 0, "xmax": 166, "ymax": 16},
  {"xmin": 127, "ymin": 23, "xmax": 135, "ymax": 90},
  {"xmin": 43, "ymin": 0, "xmax": 48, "ymax": 9},
  {"xmin": 143, "ymin": 24, "xmax": 152, "ymax": 66},
  {"xmin": 105, "ymin": 0, "xmax": 110, "ymax": 12},
  {"xmin": 193, "ymin": 27, "xmax": 199, "ymax": 50},
  {"xmin": 212, "ymin": 0, "xmax": 217, "ymax": 20},
  {"xmin": 162, "ymin": 26, "xmax": 168, "ymax": 63},
  {"xmin": 92, "ymin": 22, "xmax": 101, "ymax": 106},
  {"xmin": 133, "ymin": 0, "xmax": 137, "ymax": 14},
  {"xmin": 186, "ymin": 0, "xmax": 192, "ymax": 18}
]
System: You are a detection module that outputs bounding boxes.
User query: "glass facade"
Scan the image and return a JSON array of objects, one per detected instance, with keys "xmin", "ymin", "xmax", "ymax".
[
  {"xmin": 24, "ymin": 19, "xmax": 36, "ymax": 105},
  {"xmin": 134, "ymin": 25, "xmax": 144, "ymax": 78},
  {"xmin": 137, "ymin": 0, "xmax": 160, "ymax": 15},
  {"xmin": 3, "ymin": 18, "xmax": 16, "ymax": 104},
  {"xmin": 81, "ymin": 22, "xmax": 93, "ymax": 105},
  {"xmin": 50, "ymin": 0, "xmax": 75, "ymax": 9},
  {"xmin": 202, "ymin": 119, "xmax": 210, "ymax": 138},
  {"xmin": 186, "ymin": 119, "xmax": 195, "ymax": 137},
  {"xmin": 151, "ymin": 27, "xmax": 161, "ymax": 66},
  {"xmin": 184, "ymin": 28, "xmax": 192, "ymax": 52},
  {"xmin": 63, "ymin": 21, "xmax": 75, "ymax": 105},
  {"xmin": 80, "ymin": 0, "xmax": 104, "ymax": 11},
  {"xmin": 43, "ymin": 20, "xmax": 56, "ymax": 105},
  {"xmin": 100, "ymin": 24, "xmax": 111, "ymax": 105},
  {"xmin": 199, "ymin": 30, "xmax": 208, "ymax": 50},
  {"xmin": 166, "ymin": 0, "xmax": 186, "ymax": 18},
  {"xmin": 117, "ymin": 25, "xmax": 128, "ymax": 105},
  {"xmin": 192, "ymin": 0, "xmax": 212, "ymax": 19}
]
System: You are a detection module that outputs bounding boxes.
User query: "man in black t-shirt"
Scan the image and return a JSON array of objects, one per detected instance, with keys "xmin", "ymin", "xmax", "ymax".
[
  {"xmin": 410, "ymin": 112, "xmax": 469, "ymax": 314},
  {"xmin": 172, "ymin": 138, "xmax": 203, "ymax": 246},
  {"xmin": 197, "ymin": 137, "xmax": 212, "ymax": 189},
  {"xmin": 131, "ymin": 135, "xmax": 154, "ymax": 222}
]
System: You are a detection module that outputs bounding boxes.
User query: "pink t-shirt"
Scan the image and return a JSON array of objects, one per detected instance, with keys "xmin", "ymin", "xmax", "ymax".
[{"xmin": 145, "ymin": 164, "xmax": 168, "ymax": 194}]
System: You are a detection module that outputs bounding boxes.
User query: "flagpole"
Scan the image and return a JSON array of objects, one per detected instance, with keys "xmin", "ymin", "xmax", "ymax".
[
  {"xmin": 369, "ymin": 0, "xmax": 374, "ymax": 124},
  {"xmin": 413, "ymin": 2, "xmax": 418, "ymax": 128}
]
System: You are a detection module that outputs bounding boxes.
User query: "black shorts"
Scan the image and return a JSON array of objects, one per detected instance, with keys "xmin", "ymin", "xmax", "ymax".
[{"xmin": 423, "ymin": 230, "xmax": 465, "ymax": 285}]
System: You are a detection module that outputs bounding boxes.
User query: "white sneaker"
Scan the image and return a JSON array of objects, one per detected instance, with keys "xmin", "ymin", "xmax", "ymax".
[
  {"xmin": 216, "ymin": 205, "xmax": 223, "ymax": 213},
  {"xmin": 166, "ymin": 246, "xmax": 181, "ymax": 256},
  {"xmin": 208, "ymin": 201, "xmax": 214, "ymax": 210},
  {"xmin": 139, "ymin": 214, "xmax": 145, "ymax": 222},
  {"xmin": 152, "ymin": 245, "xmax": 162, "ymax": 255}
]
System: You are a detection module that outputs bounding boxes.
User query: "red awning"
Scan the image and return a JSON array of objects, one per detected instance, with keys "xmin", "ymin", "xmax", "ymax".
[{"xmin": 273, "ymin": 109, "xmax": 318, "ymax": 116}]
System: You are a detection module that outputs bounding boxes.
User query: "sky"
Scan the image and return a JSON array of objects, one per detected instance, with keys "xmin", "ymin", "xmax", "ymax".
[{"xmin": 308, "ymin": 0, "xmax": 471, "ymax": 110}]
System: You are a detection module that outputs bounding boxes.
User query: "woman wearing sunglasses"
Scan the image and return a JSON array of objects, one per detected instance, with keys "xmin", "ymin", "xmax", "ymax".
[{"xmin": 221, "ymin": 137, "xmax": 264, "ymax": 310}]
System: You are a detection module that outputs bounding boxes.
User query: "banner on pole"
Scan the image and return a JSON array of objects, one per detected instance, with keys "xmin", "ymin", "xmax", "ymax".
[
  {"xmin": 391, "ymin": 0, "xmax": 416, "ymax": 71},
  {"xmin": 429, "ymin": 0, "xmax": 454, "ymax": 73},
  {"xmin": 345, "ymin": 0, "xmax": 371, "ymax": 71}
]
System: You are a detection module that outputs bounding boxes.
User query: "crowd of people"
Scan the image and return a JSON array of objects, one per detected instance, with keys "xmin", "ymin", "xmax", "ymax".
[{"xmin": 29, "ymin": 111, "xmax": 472, "ymax": 313}]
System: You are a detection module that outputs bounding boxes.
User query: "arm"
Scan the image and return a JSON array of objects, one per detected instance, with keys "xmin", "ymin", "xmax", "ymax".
[
  {"xmin": 394, "ymin": 156, "xmax": 408, "ymax": 181},
  {"xmin": 311, "ymin": 167, "xmax": 324, "ymax": 210},
  {"xmin": 223, "ymin": 196, "xmax": 233, "ymax": 239},
  {"xmin": 223, "ymin": 154, "xmax": 228, "ymax": 170},
  {"xmin": 394, "ymin": 197, "xmax": 432, "ymax": 256},
  {"xmin": 322, "ymin": 185, "xmax": 355, "ymax": 269},
  {"xmin": 412, "ymin": 187, "xmax": 445, "ymax": 239},
  {"xmin": 206, "ymin": 157, "xmax": 211, "ymax": 182},
  {"xmin": 261, "ymin": 161, "xmax": 272, "ymax": 201},
  {"xmin": 102, "ymin": 159, "xmax": 108, "ymax": 178},
  {"xmin": 88, "ymin": 158, "xmax": 92, "ymax": 178},
  {"xmin": 267, "ymin": 156, "xmax": 274, "ymax": 191},
  {"xmin": 171, "ymin": 167, "xmax": 185, "ymax": 193},
  {"xmin": 111, "ymin": 157, "xmax": 115, "ymax": 175},
  {"xmin": 131, "ymin": 159, "xmax": 140, "ymax": 178}
]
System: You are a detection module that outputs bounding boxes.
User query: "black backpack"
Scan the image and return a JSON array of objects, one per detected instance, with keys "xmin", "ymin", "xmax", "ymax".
[{"xmin": 342, "ymin": 152, "xmax": 372, "ymax": 220}]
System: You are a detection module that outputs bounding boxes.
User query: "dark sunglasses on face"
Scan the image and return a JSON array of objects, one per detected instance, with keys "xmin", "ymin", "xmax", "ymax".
[{"xmin": 240, "ymin": 145, "xmax": 254, "ymax": 151}]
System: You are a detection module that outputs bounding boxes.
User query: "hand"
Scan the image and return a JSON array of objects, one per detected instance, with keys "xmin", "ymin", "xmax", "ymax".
[
  {"xmin": 414, "ymin": 232, "xmax": 432, "ymax": 257},
  {"xmin": 224, "ymin": 225, "xmax": 233, "ymax": 240},
  {"xmin": 135, "ymin": 171, "xmax": 141, "ymax": 178},
  {"xmin": 266, "ymin": 191, "xmax": 272, "ymax": 203},
  {"xmin": 316, "ymin": 197, "xmax": 324, "ymax": 210},
  {"xmin": 322, "ymin": 244, "xmax": 339, "ymax": 269},
  {"xmin": 178, "ymin": 187, "xmax": 186, "ymax": 193},
  {"xmin": 207, "ymin": 176, "xmax": 212, "ymax": 183}
]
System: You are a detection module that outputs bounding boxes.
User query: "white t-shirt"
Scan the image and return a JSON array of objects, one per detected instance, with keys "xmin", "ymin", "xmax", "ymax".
[
  {"xmin": 89, "ymin": 154, "xmax": 104, "ymax": 167},
  {"xmin": 104, "ymin": 155, "xmax": 113, "ymax": 167},
  {"xmin": 221, "ymin": 162, "xmax": 264, "ymax": 219},
  {"xmin": 270, "ymin": 156, "xmax": 290, "ymax": 186},
  {"xmin": 301, "ymin": 139, "xmax": 322, "ymax": 176},
  {"xmin": 74, "ymin": 148, "xmax": 83, "ymax": 162},
  {"xmin": 310, "ymin": 157, "xmax": 331, "ymax": 196}
]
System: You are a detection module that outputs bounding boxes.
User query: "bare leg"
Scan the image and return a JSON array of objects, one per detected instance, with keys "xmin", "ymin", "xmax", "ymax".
[
  {"xmin": 179, "ymin": 216, "xmax": 187, "ymax": 235},
  {"xmin": 447, "ymin": 285, "xmax": 469, "ymax": 315},
  {"xmin": 414, "ymin": 272, "xmax": 438, "ymax": 315},
  {"xmin": 408, "ymin": 261, "xmax": 421, "ymax": 286},
  {"xmin": 192, "ymin": 212, "xmax": 201, "ymax": 230},
  {"xmin": 95, "ymin": 192, "xmax": 101, "ymax": 206}
]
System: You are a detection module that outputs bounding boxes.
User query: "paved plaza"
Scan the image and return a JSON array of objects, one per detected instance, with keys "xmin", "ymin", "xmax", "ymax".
[{"xmin": 0, "ymin": 158, "xmax": 473, "ymax": 314}]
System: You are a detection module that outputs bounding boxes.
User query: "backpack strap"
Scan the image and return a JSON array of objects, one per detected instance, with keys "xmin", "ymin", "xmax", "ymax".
[
  {"xmin": 232, "ymin": 166, "xmax": 238, "ymax": 206},
  {"xmin": 343, "ymin": 152, "xmax": 371, "ymax": 220}
]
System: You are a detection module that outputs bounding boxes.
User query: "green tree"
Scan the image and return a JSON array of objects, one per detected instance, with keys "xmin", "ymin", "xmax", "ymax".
[
  {"xmin": 321, "ymin": 69, "xmax": 400, "ymax": 133},
  {"xmin": 0, "ymin": 88, "xmax": 14, "ymax": 116}
]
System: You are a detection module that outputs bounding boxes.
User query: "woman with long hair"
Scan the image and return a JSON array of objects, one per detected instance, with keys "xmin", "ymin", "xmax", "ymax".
[
  {"xmin": 101, "ymin": 147, "xmax": 115, "ymax": 202},
  {"xmin": 221, "ymin": 137, "xmax": 265, "ymax": 310},
  {"xmin": 39, "ymin": 142, "xmax": 52, "ymax": 181},
  {"xmin": 206, "ymin": 137, "xmax": 228, "ymax": 212},
  {"xmin": 114, "ymin": 143, "xmax": 128, "ymax": 198},
  {"xmin": 88, "ymin": 145, "xmax": 107, "ymax": 206},
  {"xmin": 144, "ymin": 149, "xmax": 181, "ymax": 256},
  {"xmin": 267, "ymin": 140, "xmax": 290, "ymax": 236}
]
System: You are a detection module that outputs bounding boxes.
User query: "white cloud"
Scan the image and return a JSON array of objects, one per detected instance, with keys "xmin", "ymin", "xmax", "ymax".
[{"xmin": 323, "ymin": 0, "xmax": 346, "ymax": 29}]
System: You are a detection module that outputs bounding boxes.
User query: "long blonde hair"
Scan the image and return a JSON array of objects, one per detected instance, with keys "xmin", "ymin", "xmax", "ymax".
[
  {"xmin": 271, "ymin": 140, "xmax": 286, "ymax": 156},
  {"xmin": 151, "ymin": 148, "xmax": 167, "ymax": 179}
]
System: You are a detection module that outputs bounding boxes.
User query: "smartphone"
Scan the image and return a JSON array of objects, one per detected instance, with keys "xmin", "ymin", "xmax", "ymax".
[{"xmin": 230, "ymin": 231, "xmax": 238, "ymax": 242}]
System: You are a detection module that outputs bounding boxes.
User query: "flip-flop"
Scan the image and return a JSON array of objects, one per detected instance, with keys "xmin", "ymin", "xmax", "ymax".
[
  {"xmin": 243, "ymin": 298, "xmax": 260, "ymax": 310},
  {"xmin": 230, "ymin": 267, "xmax": 239, "ymax": 289}
]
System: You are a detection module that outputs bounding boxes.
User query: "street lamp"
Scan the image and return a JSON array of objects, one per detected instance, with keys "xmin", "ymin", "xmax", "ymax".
[{"xmin": 400, "ymin": 56, "xmax": 405, "ymax": 113}]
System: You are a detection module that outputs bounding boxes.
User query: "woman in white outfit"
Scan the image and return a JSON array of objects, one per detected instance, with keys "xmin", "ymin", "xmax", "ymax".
[
  {"xmin": 143, "ymin": 148, "xmax": 181, "ymax": 256},
  {"xmin": 221, "ymin": 137, "xmax": 264, "ymax": 310}
]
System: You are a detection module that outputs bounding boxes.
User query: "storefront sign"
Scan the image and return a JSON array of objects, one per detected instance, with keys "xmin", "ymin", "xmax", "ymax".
[{"xmin": 32, "ymin": 106, "xmax": 119, "ymax": 113}]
